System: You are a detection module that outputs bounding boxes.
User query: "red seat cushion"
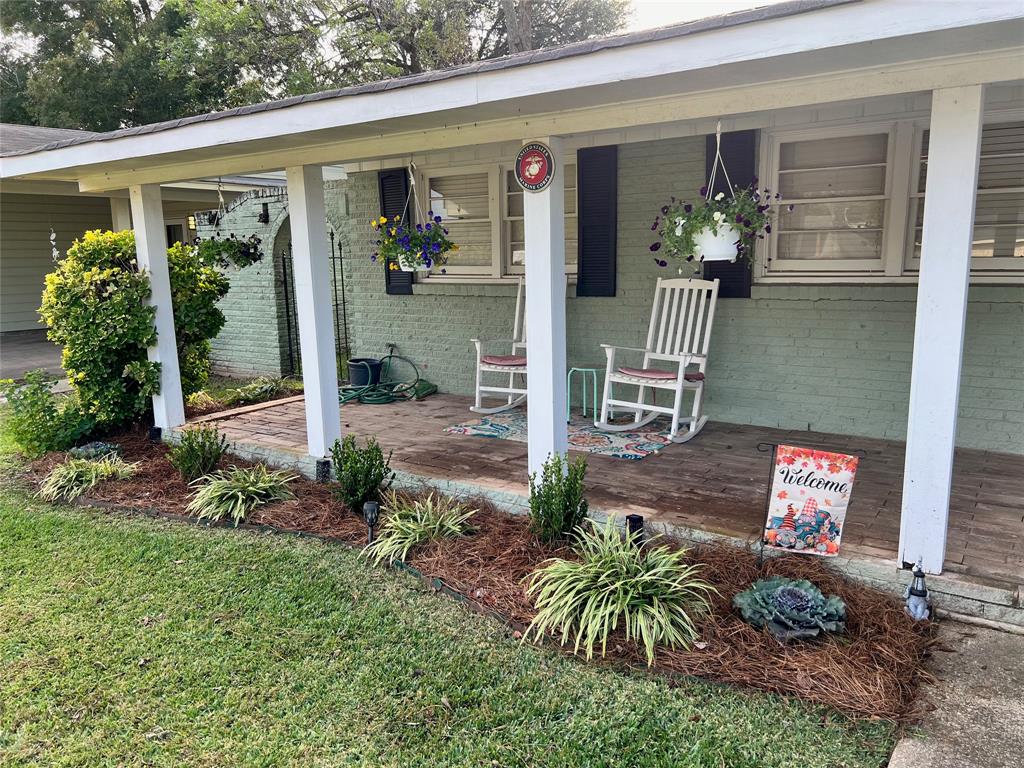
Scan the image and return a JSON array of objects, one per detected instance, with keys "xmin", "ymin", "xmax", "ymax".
[
  {"xmin": 482, "ymin": 354, "xmax": 527, "ymax": 367},
  {"xmin": 617, "ymin": 366, "xmax": 704, "ymax": 382}
]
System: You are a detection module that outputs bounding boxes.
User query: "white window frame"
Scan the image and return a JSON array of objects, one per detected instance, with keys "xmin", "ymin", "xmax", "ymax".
[
  {"xmin": 416, "ymin": 157, "xmax": 578, "ymax": 283},
  {"xmin": 501, "ymin": 162, "xmax": 578, "ymax": 279},
  {"xmin": 903, "ymin": 108, "xmax": 1024, "ymax": 274},
  {"xmin": 758, "ymin": 115, "xmax": 1024, "ymax": 285},
  {"xmin": 760, "ymin": 121, "xmax": 898, "ymax": 277}
]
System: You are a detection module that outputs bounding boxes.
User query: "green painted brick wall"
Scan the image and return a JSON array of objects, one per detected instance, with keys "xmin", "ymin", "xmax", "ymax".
[{"xmin": 219, "ymin": 137, "xmax": 1024, "ymax": 454}]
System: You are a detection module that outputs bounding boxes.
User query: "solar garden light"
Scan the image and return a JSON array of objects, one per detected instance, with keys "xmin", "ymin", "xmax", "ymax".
[
  {"xmin": 363, "ymin": 501, "xmax": 380, "ymax": 545},
  {"xmin": 625, "ymin": 514, "xmax": 645, "ymax": 545},
  {"xmin": 904, "ymin": 559, "xmax": 931, "ymax": 621}
]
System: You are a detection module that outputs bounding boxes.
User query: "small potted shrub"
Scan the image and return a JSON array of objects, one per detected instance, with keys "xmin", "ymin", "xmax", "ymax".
[
  {"xmin": 330, "ymin": 434, "xmax": 395, "ymax": 514},
  {"xmin": 650, "ymin": 184, "xmax": 790, "ymax": 267},
  {"xmin": 370, "ymin": 211, "xmax": 457, "ymax": 272},
  {"xmin": 528, "ymin": 453, "xmax": 588, "ymax": 544}
]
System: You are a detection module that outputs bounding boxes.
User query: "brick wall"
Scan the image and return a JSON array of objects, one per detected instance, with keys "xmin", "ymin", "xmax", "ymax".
[{"xmin": 197, "ymin": 189, "xmax": 290, "ymax": 378}]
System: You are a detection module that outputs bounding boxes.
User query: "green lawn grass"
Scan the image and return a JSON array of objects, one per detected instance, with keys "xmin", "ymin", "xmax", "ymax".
[{"xmin": 0, "ymin": 425, "xmax": 895, "ymax": 767}]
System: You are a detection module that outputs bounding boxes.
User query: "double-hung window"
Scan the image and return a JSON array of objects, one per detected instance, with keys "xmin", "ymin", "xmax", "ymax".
[
  {"xmin": 906, "ymin": 119, "xmax": 1024, "ymax": 272},
  {"xmin": 767, "ymin": 128, "xmax": 891, "ymax": 274},
  {"xmin": 422, "ymin": 161, "xmax": 577, "ymax": 280}
]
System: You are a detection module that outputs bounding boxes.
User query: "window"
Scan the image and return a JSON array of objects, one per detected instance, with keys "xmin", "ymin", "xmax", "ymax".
[
  {"xmin": 907, "ymin": 120, "xmax": 1024, "ymax": 271},
  {"xmin": 768, "ymin": 130, "xmax": 890, "ymax": 273},
  {"xmin": 504, "ymin": 163, "xmax": 577, "ymax": 275},
  {"xmin": 429, "ymin": 170, "xmax": 494, "ymax": 276},
  {"xmin": 422, "ymin": 161, "xmax": 577, "ymax": 280}
]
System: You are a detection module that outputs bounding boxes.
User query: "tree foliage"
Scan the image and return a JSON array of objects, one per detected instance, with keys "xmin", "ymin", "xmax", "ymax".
[{"xmin": 1, "ymin": 0, "xmax": 629, "ymax": 131}]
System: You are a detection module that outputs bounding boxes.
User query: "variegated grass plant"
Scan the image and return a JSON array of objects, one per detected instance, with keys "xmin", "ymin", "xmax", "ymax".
[
  {"xmin": 187, "ymin": 464, "xmax": 296, "ymax": 525},
  {"xmin": 525, "ymin": 518, "xmax": 716, "ymax": 665},
  {"xmin": 39, "ymin": 454, "xmax": 138, "ymax": 502},
  {"xmin": 364, "ymin": 491, "xmax": 476, "ymax": 565}
]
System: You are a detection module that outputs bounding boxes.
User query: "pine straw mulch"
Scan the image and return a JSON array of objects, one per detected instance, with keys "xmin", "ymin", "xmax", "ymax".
[{"xmin": 25, "ymin": 435, "xmax": 935, "ymax": 722}]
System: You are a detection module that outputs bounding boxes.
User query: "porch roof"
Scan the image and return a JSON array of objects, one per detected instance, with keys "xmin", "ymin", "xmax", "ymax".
[{"xmin": 2, "ymin": 0, "xmax": 1021, "ymax": 190}]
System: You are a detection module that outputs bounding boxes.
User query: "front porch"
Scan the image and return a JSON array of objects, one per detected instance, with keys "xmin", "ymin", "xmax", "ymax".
[{"xmin": 187, "ymin": 394, "xmax": 1024, "ymax": 615}]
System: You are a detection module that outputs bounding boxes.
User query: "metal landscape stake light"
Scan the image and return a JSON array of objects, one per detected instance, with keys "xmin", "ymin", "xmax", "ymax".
[
  {"xmin": 625, "ymin": 514, "xmax": 645, "ymax": 545},
  {"xmin": 363, "ymin": 501, "xmax": 380, "ymax": 545}
]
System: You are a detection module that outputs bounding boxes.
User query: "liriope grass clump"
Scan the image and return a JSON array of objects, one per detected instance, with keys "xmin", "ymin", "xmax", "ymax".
[
  {"xmin": 39, "ymin": 454, "xmax": 138, "ymax": 502},
  {"xmin": 186, "ymin": 465, "xmax": 296, "ymax": 525},
  {"xmin": 525, "ymin": 518, "xmax": 716, "ymax": 665},
  {"xmin": 364, "ymin": 491, "xmax": 476, "ymax": 565}
]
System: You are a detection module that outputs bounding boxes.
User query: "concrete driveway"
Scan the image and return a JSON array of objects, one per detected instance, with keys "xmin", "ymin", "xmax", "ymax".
[{"xmin": 0, "ymin": 329, "xmax": 63, "ymax": 380}]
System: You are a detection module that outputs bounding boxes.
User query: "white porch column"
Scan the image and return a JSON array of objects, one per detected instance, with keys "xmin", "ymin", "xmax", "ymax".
[
  {"xmin": 523, "ymin": 137, "xmax": 569, "ymax": 475},
  {"xmin": 129, "ymin": 184, "xmax": 185, "ymax": 430},
  {"xmin": 110, "ymin": 197, "xmax": 132, "ymax": 231},
  {"xmin": 285, "ymin": 164, "xmax": 341, "ymax": 458},
  {"xmin": 898, "ymin": 85, "xmax": 985, "ymax": 574}
]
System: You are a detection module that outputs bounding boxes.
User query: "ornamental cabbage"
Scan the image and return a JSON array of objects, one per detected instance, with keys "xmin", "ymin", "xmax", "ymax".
[{"xmin": 733, "ymin": 576, "xmax": 846, "ymax": 642}]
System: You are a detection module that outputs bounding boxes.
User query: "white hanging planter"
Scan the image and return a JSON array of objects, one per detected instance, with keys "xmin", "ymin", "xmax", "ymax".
[
  {"xmin": 398, "ymin": 255, "xmax": 431, "ymax": 272},
  {"xmin": 695, "ymin": 225, "xmax": 740, "ymax": 262}
]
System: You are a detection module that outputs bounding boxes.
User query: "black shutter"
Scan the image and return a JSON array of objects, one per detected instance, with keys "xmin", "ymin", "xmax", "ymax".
[
  {"xmin": 378, "ymin": 169, "xmax": 413, "ymax": 296},
  {"xmin": 703, "ymin": 130, "xmax": 757, "ymax": 298},
  {"xmin": 576, "ymin": 145, "xmax": 618, "ymax": 297}
]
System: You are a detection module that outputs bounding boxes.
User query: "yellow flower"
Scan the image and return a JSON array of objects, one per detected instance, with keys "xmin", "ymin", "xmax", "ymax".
[
  {"xmin": 389, "ymin": 228, "xmax": 396, "ymax": 236},
  {"xmin": 392, "ymin": 215, "xmax": 400, "ymax": 222},
  {"xmin": 378, "ymin": 216, "xmax": 388, "ymax": 225},
  {"xmin": 388, "ymin": 262, "xmax": 398, "ymax": 271},
  {"xmin": 371, "ymin": 220, "xmax": 379, "ymax": 230},
  {"xmin": 452, "ymin": 244, "xmax": 460, "ymax": 251}
]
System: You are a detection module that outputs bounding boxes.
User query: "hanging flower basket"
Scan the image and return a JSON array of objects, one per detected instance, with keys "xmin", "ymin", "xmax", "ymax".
[
  {"xmin": 694, "ymin": 223, "xmax": 742, "ymax": 262},
  {"xmin": 371, "ymin": 212, "xmax": 458, "ymax": 274},
  {"xmin": 649, "ymin": 122, "xmax": 790, "ymax": 272}
]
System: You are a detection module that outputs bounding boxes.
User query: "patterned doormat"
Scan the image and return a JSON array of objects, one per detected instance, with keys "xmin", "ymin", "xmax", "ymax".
[{"xmin": 444, "ymin": 410, "xmax": 672, "ymax": 460}]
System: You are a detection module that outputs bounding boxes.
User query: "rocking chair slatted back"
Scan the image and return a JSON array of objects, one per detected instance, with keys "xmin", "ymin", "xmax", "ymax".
[{"xmin": 645, "ymin": 278, "xmax": 719, "ymax": 360}]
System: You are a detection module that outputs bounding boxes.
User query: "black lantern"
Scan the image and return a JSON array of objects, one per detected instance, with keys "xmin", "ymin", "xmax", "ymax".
[{"xmin": 363, "ymin": 501, "xmax": 380, "ymax": 545}]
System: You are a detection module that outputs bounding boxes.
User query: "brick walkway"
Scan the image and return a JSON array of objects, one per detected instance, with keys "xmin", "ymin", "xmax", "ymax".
[{"xmin": 195, "ymin": 394, "xmax": 1024, "ymax": 588}]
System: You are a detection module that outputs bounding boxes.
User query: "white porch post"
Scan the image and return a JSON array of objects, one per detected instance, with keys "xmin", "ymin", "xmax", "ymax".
[
  {"xmin": 898, "ymin": 85, "xmax": 985, "ymax": 574},
  {"xmin": 129, "ymin": 184, "xmax": 185, "ymax": 430},
  {"xmin": 285, "ymin": 164, "xmax": 341, "ymax": 458},
  {"xmin": 523, "ymin": 137, "xmax": 569, "ymax": 475},
  {"xmin": 110, "ymin": 197, "xmax": 132, "ymax": 230}
]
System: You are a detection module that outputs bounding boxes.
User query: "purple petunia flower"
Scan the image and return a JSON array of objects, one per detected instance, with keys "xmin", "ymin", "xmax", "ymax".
[
  {"xmin": 661, "ymin": 205, "xmax": 669, "ymax": 215},
  {"xmin": 416, "ymin": 224, "xmax": 423, "ymax": 232},
  {"xmin": 735, "ymin": 213, "xmax": 745, "ymax": 223},
  {"xmin": 743, "ymin": 219, "xmax": 751, "ymax": 227},
  {"xmin": 425, "ymin": 223, "xmax": 432, "ymax": 230},
  {"xmin": 443, "ymin": 228, "xmax": 449, "ymax": 235},
  {"xmin": 441, "ymin": 268, "xmax": 447, "ymax": 274},
  {"xmin": 431, "ymin": 242, "xmax": 441, "ymax": 252},
  {"xmin": 427, "ymin": 210, "xmax": 434, "ymax": 217},
  {"xmin": 764, "ymin": 224, "xmax": 772, "ymax": 234},
  {"xmin": 434, "ymin": 215, "xmax": 442, "ymax": 223},
  {"xmin": 371, "ymin": 253, "xmax": 378, "ymax": 262},
  {"xmin": 699, "ymin": 186, "xmax": 708, "ymax": 196},
  {"xmin": 650, "ymin": 242, "xmax": 661, "ymax": 252},
  {"xmin": 424, "ymin": 257, "xmax": 432, "ymax": 268},
  {"xmin": 653, "ymin": 258, "xmax": 667, "ymax": 268},
  {"xmin": 683, "ymin": 203, "xmax": 692, "ymax": 213}
]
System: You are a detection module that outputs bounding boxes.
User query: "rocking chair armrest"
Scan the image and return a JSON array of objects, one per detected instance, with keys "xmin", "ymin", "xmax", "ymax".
[{"xmin": 599, "ymin": 344, "xmax": 649, "ymax": 353}]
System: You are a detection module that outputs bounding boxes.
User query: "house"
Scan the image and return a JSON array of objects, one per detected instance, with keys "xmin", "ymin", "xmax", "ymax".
[
  {"xmin": 0, "ymin": 123, "xmax": 279, "ymax": 378},
  {"xmin": 1, "ymin": 0, "xmax": 1021, "ymax": 592}
]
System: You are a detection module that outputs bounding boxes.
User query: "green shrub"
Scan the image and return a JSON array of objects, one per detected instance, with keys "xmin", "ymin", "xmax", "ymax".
[
  {"xmin": 733, "ymin": 577, "xmax": 847, "ymax": 642},
  {"xmin": 0, "ymin": 370, "xmax": 95, "ymax": 458},
  {"xmin": 364, "ymin": 492, "xmax": 476, "ymax": 565},
  {"xmin": 525, "ymin": 519, "xmax": 716, "ymax": 665},
  {"xmin": 186, "ymin": 464, "xmax": 296, "ymax": 525},
  {"xmin": 330, "ymin": 435, "xmax": 394, "ymax": 513},
  {"xmin": 39, "ymin": 231, "xmax": 229, "ymax": 427},
  {"xmin": 169, "ymin": 425, "xmax": 229, "ymax": 482},
  {"xmin": 39, "ymin": 454, "xmax": 138, "ymax": 502},
  {"xmin": 528, "ymin": 453, "xmax": 588, "ymax": 543}
]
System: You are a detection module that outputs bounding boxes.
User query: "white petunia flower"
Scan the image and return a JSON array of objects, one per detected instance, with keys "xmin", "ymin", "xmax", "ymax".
[
  {"xmin": 714, "ymin": 192, "xmax": 725, "ymax": 201},
  {"xmin": 712, "ymin": 211, "xmax": 723, "ymax": 222}
]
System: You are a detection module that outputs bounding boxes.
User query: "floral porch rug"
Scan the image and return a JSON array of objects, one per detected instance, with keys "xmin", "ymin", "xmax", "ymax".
[{"xmin": 444, "ymin": 410, "xmax": 672, "ymax": 460}]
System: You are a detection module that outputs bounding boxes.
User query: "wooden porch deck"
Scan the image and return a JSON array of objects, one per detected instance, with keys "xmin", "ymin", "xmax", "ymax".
[{"xmin": 193, "ymin": 394, "xmax": 1024, "ymax": 589}]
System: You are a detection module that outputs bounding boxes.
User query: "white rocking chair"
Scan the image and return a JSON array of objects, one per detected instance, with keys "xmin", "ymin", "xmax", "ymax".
[
  {"xmin": 470, "ymin": 277, "xmax": 528, "ymax": 414},
  {"xmin": 595, "ymin": 277, "xmax": 720, "ymax": 443}
]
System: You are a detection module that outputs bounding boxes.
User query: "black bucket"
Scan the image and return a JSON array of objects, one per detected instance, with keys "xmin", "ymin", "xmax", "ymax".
[{"xmin": 348, "ymin": 358, "xmax": 383, "ymax": 388}]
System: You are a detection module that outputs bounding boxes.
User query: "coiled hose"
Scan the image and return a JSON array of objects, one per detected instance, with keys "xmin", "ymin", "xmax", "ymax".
[{"xmin": 339, "ymin": 354, "xmax": 435, "ymax": 405}]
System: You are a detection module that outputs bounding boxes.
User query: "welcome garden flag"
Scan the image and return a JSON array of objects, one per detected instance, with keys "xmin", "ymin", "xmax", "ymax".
[{"xmin": 763, "ymin": 445, "xmax": 859, "ymax": 557}]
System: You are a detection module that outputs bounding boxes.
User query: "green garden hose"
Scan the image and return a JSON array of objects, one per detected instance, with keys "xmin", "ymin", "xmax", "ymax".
[{"xmin": 339, "ymin": 354, "xmax": 437, "ymax": 406}]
